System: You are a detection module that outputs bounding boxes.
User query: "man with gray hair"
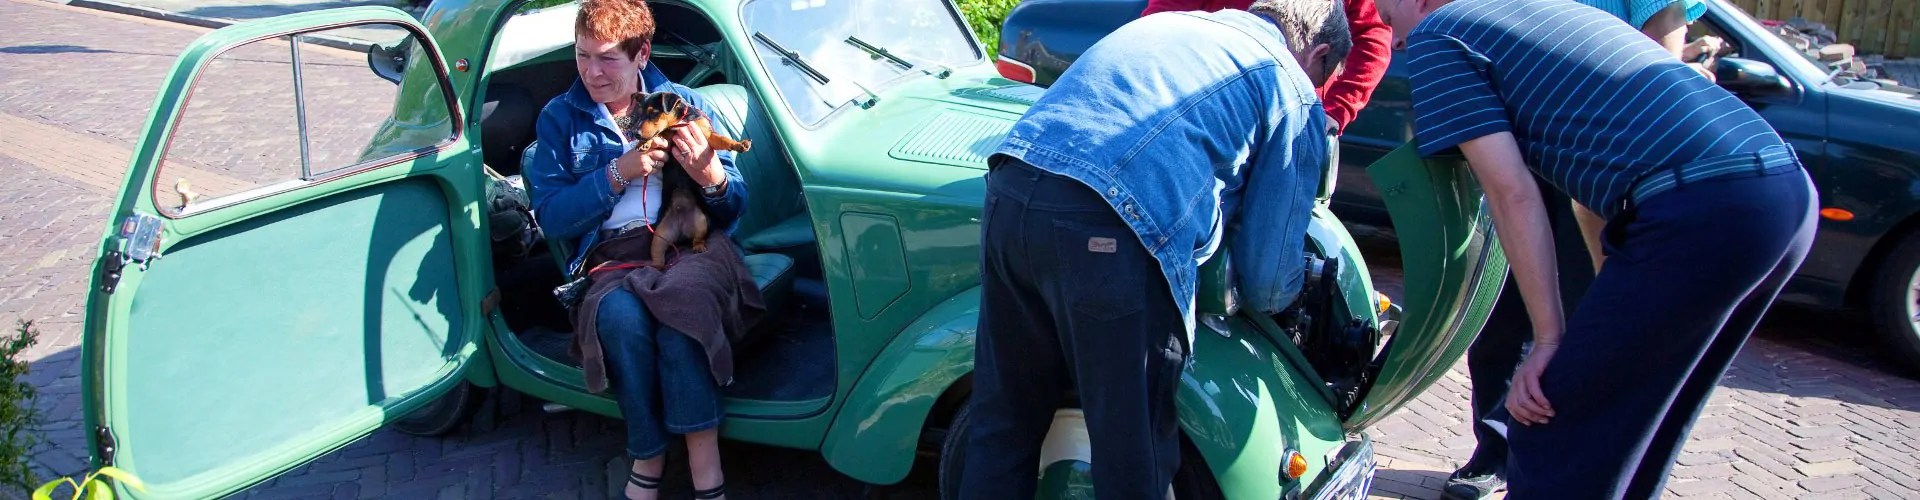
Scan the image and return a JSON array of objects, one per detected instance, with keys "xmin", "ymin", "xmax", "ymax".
[{"xmin": 958, "ymin": 1, "xmax": 1349, "ymax": 498}]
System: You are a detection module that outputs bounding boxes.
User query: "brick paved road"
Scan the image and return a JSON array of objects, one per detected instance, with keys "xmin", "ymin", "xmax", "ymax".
[{"xmin": 2, "ymin": 1, "xmax": 1917, "ymax": 498}]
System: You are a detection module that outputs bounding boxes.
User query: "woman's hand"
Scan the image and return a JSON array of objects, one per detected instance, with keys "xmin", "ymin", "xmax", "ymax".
[
  {"xmin": 1506, "ymin": 341, "xmax": 1559, "ymax": 426},
  {"xmin": 668, "ymin": 124, "xmax": 724, "ymax": 187},
  {"xmin": 613, "ymin": 137, "xmax": 671, "ymax": 192}
]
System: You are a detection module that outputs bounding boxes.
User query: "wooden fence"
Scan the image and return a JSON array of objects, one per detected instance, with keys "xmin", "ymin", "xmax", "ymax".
[{"xmin": 1723, "ymin": 0, "xmax": 1918, "ymax": 58}]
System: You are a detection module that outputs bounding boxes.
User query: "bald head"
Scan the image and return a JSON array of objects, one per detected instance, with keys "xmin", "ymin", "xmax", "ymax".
[{"xmin": 1375, "ymin": 0, "xmax": 1452, "ymax": 49}]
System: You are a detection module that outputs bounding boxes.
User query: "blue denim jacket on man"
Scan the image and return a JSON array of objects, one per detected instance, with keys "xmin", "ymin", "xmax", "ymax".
[
  {"xmin": 991, "ymin": 9, "xmax": 1329, "ymax": 330},
  {"xmin": 526, "ymin": 64, "xmax": 747, "ymax": 275}
]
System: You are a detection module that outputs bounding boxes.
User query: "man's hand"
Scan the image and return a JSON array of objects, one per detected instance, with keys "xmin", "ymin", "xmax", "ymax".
[
  {"xmin": 1682, "ymin": 35, "xmax": 1725, "ymax": 63},
  {"xmin": 1683, "ymin": 36, "xmax": 1725, "ymax": 81},
  {"xmin": 1506, "ymin": 341, "xmax": 1559, "ymax": 426},
  {"xmin": 612, "ymin": 136, "xmax": 670, "ymax": 192},
  {"xmin": 668, "ymin": 124, "xmax": 726, "ymax": 188}
]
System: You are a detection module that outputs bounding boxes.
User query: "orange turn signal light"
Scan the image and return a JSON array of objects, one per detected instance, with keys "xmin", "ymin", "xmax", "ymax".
[
  {"xmin": 1820, "ymin": 208, "xmax": 1854, "ymax": 221},
  {"xmin": 1376, "ymin": 293, "xmax": 1392, "ymax": 315},
  {"xmin": 1285, "ymin": 450, "xmax": 1310, "ymax": 480}
]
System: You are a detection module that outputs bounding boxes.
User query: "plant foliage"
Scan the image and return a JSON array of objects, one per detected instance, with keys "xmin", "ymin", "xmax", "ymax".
[{"xmin": 0, "ymin": 321, "xmax": 42, "ymax": 491}]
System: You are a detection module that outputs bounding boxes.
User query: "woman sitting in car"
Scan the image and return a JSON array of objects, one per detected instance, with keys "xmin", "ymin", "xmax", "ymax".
[{"xmin": 522, "ymin": 0, "xmax": 747, "ymax": 498}]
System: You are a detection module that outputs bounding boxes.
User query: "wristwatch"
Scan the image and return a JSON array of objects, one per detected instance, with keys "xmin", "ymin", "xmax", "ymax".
[{"xmin": 701, "ymin": 179, "xmax": 727, "ymax": 197}]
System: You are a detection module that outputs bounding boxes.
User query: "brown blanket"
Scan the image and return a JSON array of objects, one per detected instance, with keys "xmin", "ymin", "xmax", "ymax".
[{"xmin": 571, "ymin": 233, "xmax": 766, "ymax": 393}]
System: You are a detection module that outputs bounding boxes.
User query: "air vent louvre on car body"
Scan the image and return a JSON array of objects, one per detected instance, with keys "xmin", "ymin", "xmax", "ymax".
[{"xmin": 887, "ymin": 109, "xmax": 1014, "ymax": 169}]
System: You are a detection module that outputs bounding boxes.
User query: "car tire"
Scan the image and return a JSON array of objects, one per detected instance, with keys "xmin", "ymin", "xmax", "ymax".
[
  {"xmin": 937, "ymin": 401, "xmax": 1223, "ymax": 500},
  {"xmin": 393, "ymin": 380, "xmax": 486, "ymax": 437},
  {"xmin": 1869, "ymin": 233, "xmax": 1920, "ymax": 373}
]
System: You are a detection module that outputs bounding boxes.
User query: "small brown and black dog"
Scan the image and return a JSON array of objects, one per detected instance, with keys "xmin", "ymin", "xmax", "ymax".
[{"xmin": 623, "ymin": 90, "xmax": 752, "ymax": 267}]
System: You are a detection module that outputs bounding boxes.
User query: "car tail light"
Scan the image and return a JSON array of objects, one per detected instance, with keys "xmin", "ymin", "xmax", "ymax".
[{"xmin": 996, "ymin": 57, "xmax": 1036, "ymax": 84}]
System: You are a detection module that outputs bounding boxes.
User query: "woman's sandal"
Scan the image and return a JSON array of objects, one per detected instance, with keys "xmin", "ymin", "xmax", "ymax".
[
  {"xmin": 626, "ymin": 471, "xmax": 662, "ymax": 497},
  {"xmin": 692, "ymin": 483, "xmax": 726, "ymax": 500}
]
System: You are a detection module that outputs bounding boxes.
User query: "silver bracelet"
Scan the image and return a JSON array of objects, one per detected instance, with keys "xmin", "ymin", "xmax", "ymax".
[{"xmin": 607, "ymin": 158, "xmax": 628, "ymax": 190}]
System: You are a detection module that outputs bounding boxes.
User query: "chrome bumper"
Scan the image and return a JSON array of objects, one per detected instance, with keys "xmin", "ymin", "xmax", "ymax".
[{"xmin": 1305, "ymin": 436, "xmax": 1376, "ymax": 500}]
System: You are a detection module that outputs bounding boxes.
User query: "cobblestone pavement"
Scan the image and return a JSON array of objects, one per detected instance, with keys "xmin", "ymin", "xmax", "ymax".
[{"xmin": 2, "ymin": 1, "xmax": 1918, "ymax": 498}]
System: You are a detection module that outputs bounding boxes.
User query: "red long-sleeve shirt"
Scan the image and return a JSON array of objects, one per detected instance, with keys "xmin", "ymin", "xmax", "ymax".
[{"xmin": 1141, "ymin": 0, "xmax": 1392, "ymax": 131}]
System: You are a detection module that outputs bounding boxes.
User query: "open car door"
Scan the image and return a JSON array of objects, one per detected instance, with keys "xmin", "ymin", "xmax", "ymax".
[
  {"xmin": 79, "ymin": 8, "xmax": 486, "ymax": 499},
  {"xmin": 1344, "ymin": 143, "xmax": 1510, "ymax": 429}
]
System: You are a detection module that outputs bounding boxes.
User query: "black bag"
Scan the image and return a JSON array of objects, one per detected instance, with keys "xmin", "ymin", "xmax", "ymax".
[{"xmin": 486, "ymin": 175, "xmax": 542, "ymax": 259}]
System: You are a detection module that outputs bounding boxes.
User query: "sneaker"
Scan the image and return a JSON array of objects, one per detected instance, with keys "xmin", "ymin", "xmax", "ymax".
[{"xmin": 1440, "ymin": 470, "xmax": 1507, "ymax": 500}]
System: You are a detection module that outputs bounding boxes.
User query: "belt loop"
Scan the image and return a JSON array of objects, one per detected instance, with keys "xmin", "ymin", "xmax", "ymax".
[{"xmin": 1669, "ymin": 161, "xmax": 1689, "ymax": 191}]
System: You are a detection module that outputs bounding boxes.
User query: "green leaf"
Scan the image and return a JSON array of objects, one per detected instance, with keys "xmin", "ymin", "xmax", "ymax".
[
  {"xmin": 92, "ymin": 468, "xmax": 146, "ymax": 492},
  {"xmin": 31, "ymin": 477, "xmax": 77, "ymax": 500},
  {"xmin": 84, "ymin": 478, "xmax": 111, "ymax": 500}
]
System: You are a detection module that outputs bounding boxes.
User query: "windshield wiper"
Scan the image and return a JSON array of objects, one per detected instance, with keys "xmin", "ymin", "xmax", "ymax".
[
  {"xmin": 754, "ymin": 32, "xmax": 829, "ymax": 85},
  {"xmin": 846, "ymin": 36, "xmax": 953, "ymax": 79},
  {"xmin": 846, "ymin": 36, "xmax": 912, "ymax": 70}
]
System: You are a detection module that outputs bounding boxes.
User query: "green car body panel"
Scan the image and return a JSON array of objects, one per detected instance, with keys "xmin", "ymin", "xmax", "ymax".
[{"xmin": 82, "ymin": 0, "xmax": 1506, "ymax": 497}]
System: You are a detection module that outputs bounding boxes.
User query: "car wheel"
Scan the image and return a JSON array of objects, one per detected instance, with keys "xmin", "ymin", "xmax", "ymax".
[
  {"xmin": 393, "ymin": 380, "xmax": 485, "ymax": 437},
  {"xmin": 937, "ymin": 401, "xmax": 1222, "ymax": 500},
  {"xmin": 1869, "ymin": 232, "xmax": 1920, "ymax": 373}
]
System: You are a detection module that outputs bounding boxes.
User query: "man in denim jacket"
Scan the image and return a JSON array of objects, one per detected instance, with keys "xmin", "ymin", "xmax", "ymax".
[
  {"xmin": 522, "ymin": 1, "xmax": 746, "ymax": 498},
  {"xmin": 957, "ymin": 0, "xmax": 1349, "ymax": 498}
]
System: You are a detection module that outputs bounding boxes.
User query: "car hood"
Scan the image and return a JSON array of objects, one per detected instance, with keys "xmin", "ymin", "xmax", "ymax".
[
  {"xmin": 780, "ymin": 67, "xmax": 1032, "ymax": 198},
  {"xmin": 1826, "ymin": 81, "xmax": 1920, "ymax": 109},
  {"xmin": 806, "ymin": 69, "xmax": 1035, "ymax": 172}
]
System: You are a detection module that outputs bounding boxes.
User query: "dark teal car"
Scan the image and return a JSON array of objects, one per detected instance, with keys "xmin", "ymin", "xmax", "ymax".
[{"xmin": 997, "ymin": 0, "xmax": 1920, "ymax": 371}]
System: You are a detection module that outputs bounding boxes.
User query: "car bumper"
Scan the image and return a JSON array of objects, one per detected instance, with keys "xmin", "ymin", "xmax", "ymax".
[{"xmin": 1304, "ymin": 436, "xmax": 1376, "ymax": 500}]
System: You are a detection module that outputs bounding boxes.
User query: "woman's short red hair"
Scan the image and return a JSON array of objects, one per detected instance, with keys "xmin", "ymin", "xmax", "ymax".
[{"xmin": 576, "ymin": 0, "xmax": 655, "ymax": 58}]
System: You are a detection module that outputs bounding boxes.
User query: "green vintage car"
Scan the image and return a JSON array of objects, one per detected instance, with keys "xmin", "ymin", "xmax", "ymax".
[{"xmin": 79, "ymin": 0, "xmax": 1506, "ymax": 498}]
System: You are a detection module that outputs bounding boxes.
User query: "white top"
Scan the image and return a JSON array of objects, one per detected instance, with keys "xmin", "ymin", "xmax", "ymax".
[{"xmin": 600, "ymin": 101, "xmax": 664, "ymax": 230}]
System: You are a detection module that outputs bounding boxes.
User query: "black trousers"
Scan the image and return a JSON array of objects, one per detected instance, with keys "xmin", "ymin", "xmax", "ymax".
[
  {"xmin": 1504, "ymin": 169, "xmax": 1817, "ymax": 499},
  {"xmin": 959, "ymin": 158, "xmax": 1190, "ymax": 500},
  {"xmin": 1461, "ymin": 175, "xmax": 1597, "ymax": 477}
]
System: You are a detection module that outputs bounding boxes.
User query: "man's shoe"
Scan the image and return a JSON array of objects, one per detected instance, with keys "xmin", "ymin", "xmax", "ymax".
[{"xmin": 1440, "ymin": 471, "xmax": 1507, "ymax": 500}]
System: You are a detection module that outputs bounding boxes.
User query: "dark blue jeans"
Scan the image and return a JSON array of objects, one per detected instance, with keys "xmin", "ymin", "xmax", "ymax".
[
  {"xmin": 596, "ymin": 288, "xmax": 724, "ymax": 460},
  {"xmin": 1460, "ymin": 176, "xmax": 1596, "ymax": 478},
  {"xmin": 960, "ymin": 159, "xmax": 1189, "ymax": 500},
  {"xmin": 1505, "ymin": 168, "xmax": 1817, "ymax": 499}
]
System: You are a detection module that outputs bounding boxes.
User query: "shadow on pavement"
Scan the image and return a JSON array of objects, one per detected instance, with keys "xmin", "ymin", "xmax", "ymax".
[{"xmin": 0, "ymin": 44, "xmax": 113, "ymax": 54}]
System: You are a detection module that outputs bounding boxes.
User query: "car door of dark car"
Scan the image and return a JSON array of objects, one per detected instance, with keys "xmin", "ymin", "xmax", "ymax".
[
  {"xmin": 1689, "ymin": 9, "xmax": 1848, "ymax": 302},
  {"xmin": 1331, "ymin": 54, "xmax": 1415, "ymax": 225}
]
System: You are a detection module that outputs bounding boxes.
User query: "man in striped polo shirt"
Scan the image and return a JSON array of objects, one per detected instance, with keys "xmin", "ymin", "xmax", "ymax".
[
  {"xmin": 1442, "ymin": 0, "xmax": 1728, "ymax": 498},
  {"xmin": 1374, "ymin": 0, "xmax": 1819, "ymax": 497}
]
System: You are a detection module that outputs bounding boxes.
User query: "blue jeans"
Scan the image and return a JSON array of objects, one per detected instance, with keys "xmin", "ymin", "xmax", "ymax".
[
  {"xmin": 960, "ymin": 159, "xmax": 1190, "ymax": 500},
  {"xmin": 596, "ymin": 289, "xmax": 724, "ymax": 460},
  {"xmin": 1504, "ymin": 168, "xmax": 1817, "ymax": 499}
]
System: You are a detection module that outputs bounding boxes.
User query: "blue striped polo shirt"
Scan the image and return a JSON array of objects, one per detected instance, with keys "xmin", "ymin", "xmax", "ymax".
[
  {"xmin": 1408, "ymin": 0, "xmax": 1789, "ymax": 218},
  {"xmin": 1576, "ymin": 0, "xmax": 1705, "ymax": 30}
]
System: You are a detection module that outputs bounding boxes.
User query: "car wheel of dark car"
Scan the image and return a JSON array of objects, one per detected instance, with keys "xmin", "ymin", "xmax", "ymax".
[
  {"xmin": 937, "ymin": 400, "xmax": 1224, "ymax": 500},
  {"xmin": 1868, "ymin": 233, "xmax": 1920, "ymax": 374},
  {"xmin": 394, "ymin": 380, "xmax": 486, "ymax": 436}
]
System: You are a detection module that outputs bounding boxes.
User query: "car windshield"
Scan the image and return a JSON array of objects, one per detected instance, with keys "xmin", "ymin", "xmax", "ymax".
[
  {"xmin": 1705, "ymin": 0, "xmax": 1828, "ymax": 83},
  {"xmin": 742, "ymin": 0, "xmax": 982, "ymax": 125}
]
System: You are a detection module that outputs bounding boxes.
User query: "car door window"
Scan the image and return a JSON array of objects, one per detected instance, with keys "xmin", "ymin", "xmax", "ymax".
[{"xmin": 157, "ymin": 24, "xmax": 456, "ymax": 215}]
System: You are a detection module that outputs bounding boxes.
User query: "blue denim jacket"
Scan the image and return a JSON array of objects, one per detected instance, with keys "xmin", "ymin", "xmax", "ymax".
[
  {"xmin": 526, "ymin": 65, "xmax": 747, "ymax": 275},
  {"xmin": 992, "ymin": 9, "xmax": 1329, "ymax": 329}
]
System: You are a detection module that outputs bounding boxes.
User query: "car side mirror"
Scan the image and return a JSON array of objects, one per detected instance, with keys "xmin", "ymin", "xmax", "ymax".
[
  {"xmin": 367, "ymin": 36, "xmax": 414, "ymax": 84},
  {"xmin": 1715, "ymin": 57, "xmax": 1790, "ymax": 97}
]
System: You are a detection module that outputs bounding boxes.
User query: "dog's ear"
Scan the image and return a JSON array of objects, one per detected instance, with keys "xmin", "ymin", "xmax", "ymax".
[{"xmin": 672, "ymin": 94, "xmax": 692, "ymax": 121}]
